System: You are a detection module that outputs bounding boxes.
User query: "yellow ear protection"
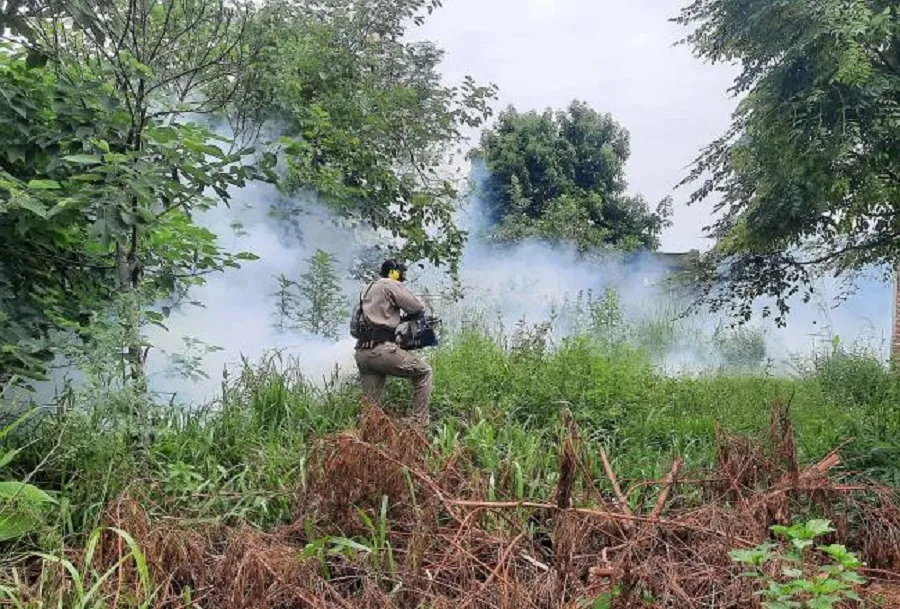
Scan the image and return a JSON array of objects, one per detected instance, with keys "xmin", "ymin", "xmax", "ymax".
[{"xmin": 381, "ymin": 258, "xmax": 407, "ymax": 281}]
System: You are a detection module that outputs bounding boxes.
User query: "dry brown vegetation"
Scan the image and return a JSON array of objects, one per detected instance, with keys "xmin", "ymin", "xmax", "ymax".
[{"xmin": 14, "ymin": 404, "xmax": 900, "ymax": 608}]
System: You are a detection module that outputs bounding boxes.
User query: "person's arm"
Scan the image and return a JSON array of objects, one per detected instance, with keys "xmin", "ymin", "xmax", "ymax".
[{"xmin": 388, "ymin": 282, "xmax": 425, "ymax": 316}]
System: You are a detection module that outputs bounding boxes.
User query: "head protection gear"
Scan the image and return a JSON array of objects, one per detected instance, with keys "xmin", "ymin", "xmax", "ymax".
[{"xmin": 380, "ymin": 259, "xmax": 407, "ymax": 282}]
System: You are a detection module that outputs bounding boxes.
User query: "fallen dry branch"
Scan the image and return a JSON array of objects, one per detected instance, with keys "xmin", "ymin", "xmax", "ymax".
[
  {"xmin": 600, "ymin": 447, "xmax": 635, "ymax": 525},
  {"xmin": 16, "ymin": 405, "xmax": 899, "ymax": 609},
  {"xmin": 650, "ymin": 457, "xmax": 683, "ymax": 521}
]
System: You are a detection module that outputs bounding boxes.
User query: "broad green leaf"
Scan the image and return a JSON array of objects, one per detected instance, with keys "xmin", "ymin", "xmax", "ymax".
[
  {"xmin": 68, "ymin": 173, "xmax": 103, "ymax": 182},
  {"xmin": 63, "ymin": 154, "xmax": 102, "ymax": 165},
  {"xmin": 91, "ymin": 138, "xmax": 111, "ymax": 153},
  {"xmin": 11, "ymin": 196, "xmax": 47, "ymax": 218},
  {"xmin": 327, "ymin": 537, "xmax": 372, "ymax": 554},
  {"xmin": 102, "ymin": 153, "xmax": 129, "ymax": 164},
  {"xmin": 818, "ymin": 544, "xmax": 850, "ymax": 559},
  {"xmin": 0, "ymin": 481, "xmax": 57, "ymax": 504},
  {"xmin": 26, "ymin": 180, "xmax": 61, "ymax": 190},
  {"xmin": 0, "ymin": 514, "xmax": 39, "ymax": 541},
  {"xmin": 804, "ymin": 519, "xmax": 835, "ymax": 538},
  {"xmin": 0, "ymin": 449, "xmax": 22, "ymax": 470},
  {"xmin": 840, "ymin": 572, "xmax": 865, "ymax": 585}
]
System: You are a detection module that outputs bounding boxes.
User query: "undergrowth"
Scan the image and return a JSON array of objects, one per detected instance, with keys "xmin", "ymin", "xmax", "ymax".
[{"xmin": 1, "ymin": 303, "xmax": 899, "ymax": 602}]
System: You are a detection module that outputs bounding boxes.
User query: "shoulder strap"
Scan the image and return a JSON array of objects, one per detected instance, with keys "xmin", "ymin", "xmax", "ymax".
[
  {"xmin": 359, "ymin": 280, "xmax": 376, "ymax": 305},
  {"xmin": 357, "ymin": 280, "xmax": 377, "ymax": 319}
]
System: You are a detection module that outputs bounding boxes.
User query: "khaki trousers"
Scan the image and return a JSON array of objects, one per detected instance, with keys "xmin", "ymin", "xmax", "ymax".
[{"xmin": 354, "ymin": 342, "xmax": 433, "ymax": 421}]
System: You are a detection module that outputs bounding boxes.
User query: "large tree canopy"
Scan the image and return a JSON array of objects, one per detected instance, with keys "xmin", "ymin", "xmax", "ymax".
[
  {"xmin": 674, "ymin": 0, "xmax": 900, "ymax": 324},
  {"xmin": 472, "ymin": 101, "xmax": 672, "ymax": 252},
  {"xmin": 0, "ymin": 0, "xmax": 495, "ymax": 388}
]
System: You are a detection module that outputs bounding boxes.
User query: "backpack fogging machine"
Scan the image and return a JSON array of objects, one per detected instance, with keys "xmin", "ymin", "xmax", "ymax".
[{"xmin": 396, "ymin": 311, "xmax": 442, "ymax": 351}]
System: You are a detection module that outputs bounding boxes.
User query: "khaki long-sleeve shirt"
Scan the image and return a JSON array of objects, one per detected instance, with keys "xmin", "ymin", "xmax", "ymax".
[{"xmin": 360, "ymin": 278, "xmax": 425, "ymax": 329}]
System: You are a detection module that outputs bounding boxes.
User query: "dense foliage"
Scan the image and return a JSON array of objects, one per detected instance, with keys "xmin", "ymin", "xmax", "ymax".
[
  {"xmin": 238, "ymin": 0, "xmax": 497, "ymax": 269},
  {"xmin": 674, "ymin": 0, "xmax": 900, "ymax": 324},
  {"xmin": 473, "ymin": 101, "xmax": 672, "ymax": 252},
  {"xmin": 0, "ymin": 0, "xmax": 495, "ymax": 389}
]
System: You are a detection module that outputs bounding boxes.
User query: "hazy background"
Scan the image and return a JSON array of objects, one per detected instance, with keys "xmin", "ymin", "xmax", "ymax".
[{"xmin": 44, "ymin": 0, "xmax": 891, "ymax": 404}]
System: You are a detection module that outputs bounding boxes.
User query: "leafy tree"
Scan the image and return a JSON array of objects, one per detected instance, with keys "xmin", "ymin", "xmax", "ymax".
[
  {"xmin": 296, "ymin": 250, "xmax": 346, "ymax": 340},
  {"xmin": 472, "ymin": 101, "xmax": 672, "ymax": 252},
  {"xmin": 674, "ymin": 0, "xmax": 900, "ymax": 324},
  {"xmin": 0, "ymin": 0, "xmax": 265, "ymax": 400},
  {"xmin": 233, "ymin": 0, "xmax": 498, "ymax": 273},
  {"xmin": 1, "ymin": 0, "xmax": 495, "ymax": 392},
  {"xmin": 272, "ymin": 250, "xmax": 346, "ymax": 340}
]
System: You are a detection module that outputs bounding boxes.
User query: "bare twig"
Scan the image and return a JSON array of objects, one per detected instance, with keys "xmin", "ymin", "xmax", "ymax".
[
  {"xmin": 651, "ymin": 457, "xmax": 683, "ymax": 521},
  {"xmin": 600, "ymin": 447, "xmax": 634, "ymax": 521}
]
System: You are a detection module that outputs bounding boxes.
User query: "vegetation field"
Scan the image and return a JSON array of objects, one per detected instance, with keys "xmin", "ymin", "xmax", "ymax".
[
  {"xmin": 2, "ymin": 311, "xmax": 900, "ymax": 606},
  {"xmin": 1, "ymin": 0, "xmax": 898, "ymax": 605}
]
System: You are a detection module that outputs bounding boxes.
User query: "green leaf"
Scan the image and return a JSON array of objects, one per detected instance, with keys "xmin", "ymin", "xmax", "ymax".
[
  {"xmin": 102, "ymin": 153, "xmax": 129, "ymax": 164},
  {"xmin": 0, "ymin": 514, "xmax": 39, "ymax": 541},
  {"xmin": 13, "ymin": 196, "xmax": 48, "ymax": 218},
  {"xmin": 804, "ymin": 519, "xmax": 835, "ymax": 538},
  {"xmin": 68, "ymin": 173, "xmax": 103, "ymax": 182},
  {"xmin": 0, "ymin": 449, "xmax": 22, "ymax": 470},
  {"xmin": 0, "ymin": 481, "xmax": 57, "ymax": 504},
  {"xmin": 0, "ymin": 409, "xmax": 36, "ymax": 442},
  {"xmin": 327, "ymin": 537, "xmax": 371, "ymax": 554},
  {"xmin": 26, "ymin": 179, "xmax": 61, "ymax": 190},
  {"xmin": 792, "ymin": 539, "xmax": 814, "ymax": 551},
  {"xmin": 63, "ymin": 154, "xmax": 102, "ymax": 165},
  {"xmin": 840, "ymin": 572, "xmax": 865, "ymax": 585}
]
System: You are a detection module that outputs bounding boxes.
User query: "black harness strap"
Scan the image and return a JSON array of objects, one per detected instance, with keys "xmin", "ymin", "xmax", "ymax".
[{"xmin": 356, "ymin": 281, "xmax": 396, "ymax": 349}]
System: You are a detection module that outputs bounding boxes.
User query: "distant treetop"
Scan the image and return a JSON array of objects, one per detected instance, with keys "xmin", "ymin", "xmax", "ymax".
[{"xmin": 471, "ymin": 100, "xmax": 672, "ymax": 253}]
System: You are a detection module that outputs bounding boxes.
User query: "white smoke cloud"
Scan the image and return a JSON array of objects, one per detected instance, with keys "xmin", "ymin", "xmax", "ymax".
[
  {"xmin": 25, "ymin": 158, "xmax": 892, "ymax": 410},
  {"xmin": 130, "ymin": 148, "xmax": 892, "ymax": 405},
  {"xmin": 144, "ymin": 182, "xmax": 364, "ymax": 404}
]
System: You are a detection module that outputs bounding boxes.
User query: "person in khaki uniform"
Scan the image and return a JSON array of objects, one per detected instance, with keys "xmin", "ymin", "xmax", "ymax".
[{"xmin": 354, "ymin": 260, "xmax": 433, "ymax": 422}]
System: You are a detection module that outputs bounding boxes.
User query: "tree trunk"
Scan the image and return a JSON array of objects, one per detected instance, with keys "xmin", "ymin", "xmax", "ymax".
[
  {"xmin": 892, "ymin": 262, "xmax": 900, "ymax": 370},
  {"xmin": 116, "ymin": 239, "xmax": 147, "ymax": 402}
]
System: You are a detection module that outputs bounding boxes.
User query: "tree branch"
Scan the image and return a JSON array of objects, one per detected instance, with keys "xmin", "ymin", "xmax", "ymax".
[{"xmin": 795, "ymin": 233, "xmax": 898, "ymax": 267}]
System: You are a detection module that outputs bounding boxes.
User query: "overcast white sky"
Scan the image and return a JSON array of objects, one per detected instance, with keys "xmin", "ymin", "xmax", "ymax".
[{"xmin": 417, "ymin": 0, "xmax": 739, "ymax": 252}]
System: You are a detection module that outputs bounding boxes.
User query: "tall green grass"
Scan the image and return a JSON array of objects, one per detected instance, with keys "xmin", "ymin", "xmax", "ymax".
[{"xmin": 3, "ymin": 308, "xmax": 900, "ymax": 558}]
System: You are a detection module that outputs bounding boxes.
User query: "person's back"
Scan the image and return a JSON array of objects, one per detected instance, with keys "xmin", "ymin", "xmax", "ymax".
[
  {"xmin": 359, "ymin": 277, "xmax": 424, "ymax": 339},
  {"xmin": 352, "ymin": 260, "xmax": 433, "ymax": 424}
]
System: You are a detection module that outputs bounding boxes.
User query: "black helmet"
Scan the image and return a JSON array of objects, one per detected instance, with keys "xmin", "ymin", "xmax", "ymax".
[{"xmin": 380, "ymin": 259, "xmax": 407, "ymax": 281}]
